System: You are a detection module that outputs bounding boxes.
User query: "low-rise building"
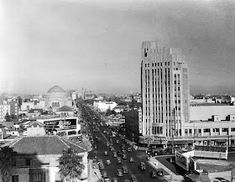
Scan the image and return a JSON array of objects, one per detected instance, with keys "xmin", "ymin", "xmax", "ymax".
[
  {"xmin": 93, "ymin": 101, "xmax": 117, "ymax": 112},
  {"xmin": 1, "ymin": 135, "xmax": 88, "ymax": 182},
  {"xmin": 55, "ymin": 106, "xmax": 74, "ymax": 117}
]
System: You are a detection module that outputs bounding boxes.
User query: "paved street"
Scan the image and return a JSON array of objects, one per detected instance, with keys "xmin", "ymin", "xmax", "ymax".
[{"xmin": 80, "ymin": 103, "xmax": 167, "ymax": 182}]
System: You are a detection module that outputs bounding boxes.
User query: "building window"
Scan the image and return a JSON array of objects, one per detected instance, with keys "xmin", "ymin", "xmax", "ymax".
[
  {"xmin": 204, "ymin": 128, "xmax": 210, "ymax": 133},
  {"xmin": 231, "ymin": 128, "xmax": 235, "ymax": 132},
  {"xmin": 12, "ymin": 175, "xmax": 19, "ymax": 182},
  {"xmin": 30, "ymin": 173, "xmax": 45, "ymax": 182},
  {"xmin": 213, "ymin": 128, "xmax": 219, "ymax": 132},
  {"xmin": 222, "ymin": 128, "xmax": 228, "ymax": 132},
  {"xmin": 26, "ymin": 159, "xmax": 31, "ymax": 166},
  {"xmin": 185, "ymin": 129, "xmax": 188, "ymax": 135}
]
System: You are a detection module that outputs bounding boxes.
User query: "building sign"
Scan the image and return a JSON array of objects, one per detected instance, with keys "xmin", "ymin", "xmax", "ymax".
[
  {"xmin": 44, "ymin": 118, "xmax": 77, "ymax": 132},
  {"xmin": 138, "ymin": 108, "xmax": 143, "ymax": 134},
  {"xmin": 175, "ymin": 151, "xmax": 189, "ymax": 171}
]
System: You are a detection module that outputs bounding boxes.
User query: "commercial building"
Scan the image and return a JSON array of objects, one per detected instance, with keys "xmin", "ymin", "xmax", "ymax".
[
  {"xmin": 141, "ymin": 41, "xmax": 189, "ymax": 138},
  {"xmin": 9, "ymin": 100, "xmax": 19, "ymax": 116},
  {"xmin": 180, "ymin": 103, "xmax": 235, "ymax": 146},
  {"xmin": 139, "ymin": 41, "xmax": 235, "ymax": 147}
]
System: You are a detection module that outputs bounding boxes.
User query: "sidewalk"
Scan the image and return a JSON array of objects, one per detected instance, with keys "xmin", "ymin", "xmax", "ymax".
[
  {"xmin": 88, "ymin": 159, "xmax": 102, "ymax": 182},
  {"xmin": 148, "ymin": 157, "xmax": 184, "ymax": 182}
]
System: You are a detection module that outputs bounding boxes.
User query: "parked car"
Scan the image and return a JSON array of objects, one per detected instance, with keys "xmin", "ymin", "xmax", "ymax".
[{"xmin": 156, "ymin": 169, "xmax": 164, "ymax": 176}]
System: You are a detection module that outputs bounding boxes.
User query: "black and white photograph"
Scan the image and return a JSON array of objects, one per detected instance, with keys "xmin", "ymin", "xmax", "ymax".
[{"xmin": 0, "ymin": 0, "xmax": 235, "ymax": 182}]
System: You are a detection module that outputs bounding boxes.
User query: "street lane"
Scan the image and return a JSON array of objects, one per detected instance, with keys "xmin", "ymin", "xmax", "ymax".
[{"xmin": 80, "ymin": 103, "xmax": 167, "ymax": 182}]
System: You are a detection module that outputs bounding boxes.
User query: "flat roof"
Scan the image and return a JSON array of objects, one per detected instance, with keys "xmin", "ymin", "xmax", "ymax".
[{"xmin": 190, "ymin": 103, "xmax": 230, "ymax": 107}]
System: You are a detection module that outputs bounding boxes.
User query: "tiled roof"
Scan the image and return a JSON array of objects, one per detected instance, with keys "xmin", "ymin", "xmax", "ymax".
[
  {"xmin": 57, "ymin": 106, "xmax": 74, "ymax": 112},
  {"xmin": 8, "ymin": 135, "xmax": 87, "ymax": 155},
  {"xmin": 27, "ymin": 121, "xmax": 44, "ymax": 127}
]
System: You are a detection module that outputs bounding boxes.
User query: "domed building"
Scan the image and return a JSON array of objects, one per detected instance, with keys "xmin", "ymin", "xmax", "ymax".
[{"xmin": 45, "ymin": 85, "xmax": 72, "ymax": 111}]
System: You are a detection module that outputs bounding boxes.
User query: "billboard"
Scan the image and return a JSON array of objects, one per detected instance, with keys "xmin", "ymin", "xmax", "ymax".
[{"xmin": 175, "ymin": 151, "xmax": 189, "ymax": 171}]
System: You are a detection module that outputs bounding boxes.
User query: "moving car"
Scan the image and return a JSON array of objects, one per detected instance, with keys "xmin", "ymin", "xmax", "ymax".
[
  {"xmin": 112, "ymin": 178, "xmax": 118, "ymax": 182},
  {"xmin": 139, "ymin": 162, "xmax": 146, "ymax": 171},
  {"xmin": 102, "ymin": 170, "xmax": 108, "ymax": 178},
  {"xmin": 113, "ymin": 152, "xmax": 117, "ymax": 158},
  {"xmin": 122, "ymin": 166, "xmax": 128, "ymax": 174},
  {"xmin": 129, "ymin": 157, "xmax": 134, "ymax": 163},
  {"xmin": 117, "ymin": 157, "xmax": 122, "ymax": 164},
  {"xmin": 130, "ymin": 174, "xmax": 137, "ymax": 182},
  {"xmin": 122, "ymin": 153, "xmax": 127, "ymax": 160},
  {"xmin": 117, "ymin": 169, "xmax": 123, "ymax": 177},
  {"xmin": 104, "ymin": 151, "xmax": 108, "ymax": 156},
  {"xmin": 106, "ymin": 159, "xmax": 111, "ymax": 165},
  {"xmin": 150, "ymin": 170, "xmax": 157, "ymax": 178}
]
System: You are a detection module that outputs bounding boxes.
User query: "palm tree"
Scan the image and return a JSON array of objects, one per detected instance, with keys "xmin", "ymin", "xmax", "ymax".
[
  {"xmin": 58, "ymin": 148, "xmax": 85, "ymax": 182},
  {"xmin": 0, "ymin": 146, "xmax": 16, "ymax": 182}
]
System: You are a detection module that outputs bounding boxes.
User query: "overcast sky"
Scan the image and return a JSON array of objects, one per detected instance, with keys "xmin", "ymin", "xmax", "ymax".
[{"xmin": 1, "ymin": 0, "xmax": 235, "ymax": 95}]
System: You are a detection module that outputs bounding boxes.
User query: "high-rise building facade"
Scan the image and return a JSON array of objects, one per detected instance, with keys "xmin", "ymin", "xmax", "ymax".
[{"xmin": 141, "ymin": 41, "xmax": 189, "ymax": 138}]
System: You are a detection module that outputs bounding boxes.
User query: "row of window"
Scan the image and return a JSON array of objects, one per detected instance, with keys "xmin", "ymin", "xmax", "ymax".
[
  {"xmin": 184, "ymin": 128, "xmax": 235, "ymax": 134},
  {"xmin": 144, "ymin": 61, "xmax": 179, "ymax": 67}
]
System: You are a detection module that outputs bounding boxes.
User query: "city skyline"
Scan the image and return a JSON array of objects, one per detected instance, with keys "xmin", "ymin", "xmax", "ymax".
[{"xmin": 1, "ymin": 0, "xmax": 235, "ymax": 95}]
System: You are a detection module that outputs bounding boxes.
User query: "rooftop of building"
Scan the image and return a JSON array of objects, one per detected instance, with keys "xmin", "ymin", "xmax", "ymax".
[
  {"xmin": 47, "ymin": 85, "xmax": 65, "ymax": 93},
  {"xmin": 190, "ymin": 103, "xmax": 230, "ymax": 107},
  {"xmin": 57, "ymin": 105, "xmax": 74, "ymax": 112},
  {"xmin": 5, "ymin": 135, "xmax": 87, "ymax": 155}
]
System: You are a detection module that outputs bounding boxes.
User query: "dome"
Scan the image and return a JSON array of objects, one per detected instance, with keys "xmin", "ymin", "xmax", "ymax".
[{"xmin": 47, "ymin": 85, "xmax": 65, "ymax": 93}]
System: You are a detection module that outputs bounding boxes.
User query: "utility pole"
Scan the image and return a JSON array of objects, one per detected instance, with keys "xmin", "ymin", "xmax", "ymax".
[{"xmin": 172, "ymin": 107, "xmax": 176, "ymax": 154}]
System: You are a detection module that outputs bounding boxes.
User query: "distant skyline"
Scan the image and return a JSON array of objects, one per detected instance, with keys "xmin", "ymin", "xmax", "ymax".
[{"xmin": 1, "ymin": 0, "xmax": 235, "ymax": 95}]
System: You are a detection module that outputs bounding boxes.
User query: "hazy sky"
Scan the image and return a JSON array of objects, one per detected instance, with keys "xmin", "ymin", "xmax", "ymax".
[{"xmin": 1, "ymin": 0, "xmax": 235, "ymax": 95}]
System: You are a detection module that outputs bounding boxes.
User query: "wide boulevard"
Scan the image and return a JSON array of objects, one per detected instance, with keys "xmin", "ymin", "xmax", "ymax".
[{"xmin": 80, "ymin": 103, "xmax": 167, "ymax": 182}]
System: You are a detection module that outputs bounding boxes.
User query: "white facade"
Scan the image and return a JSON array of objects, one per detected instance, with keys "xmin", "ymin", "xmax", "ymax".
[
  {"xmin": 141, "ymin": 41, "xmax": 189, "ymax": 138},
  {"xmin": 180, "ymin": 104, "xmax": 235, "ymax": 141},
  {"xmin": 93, "ymin": 101, "xmax": 117, "ymax": 112},
  {"xmin": 21, "ymin": 102, "xmax": 35, "ymax": 111},
  {"xmin": 190, "ymin": 105, "xmax": 235, "ymax": 121},
  {"xmin": 0, "ymin": 104, "xmax": 10, "ymax": 121}
]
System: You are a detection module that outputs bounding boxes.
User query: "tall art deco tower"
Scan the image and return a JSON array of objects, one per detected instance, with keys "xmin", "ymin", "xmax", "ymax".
[{"xmin": 140, "ymin": 41, "xmax": 189, "ymax": 138}]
